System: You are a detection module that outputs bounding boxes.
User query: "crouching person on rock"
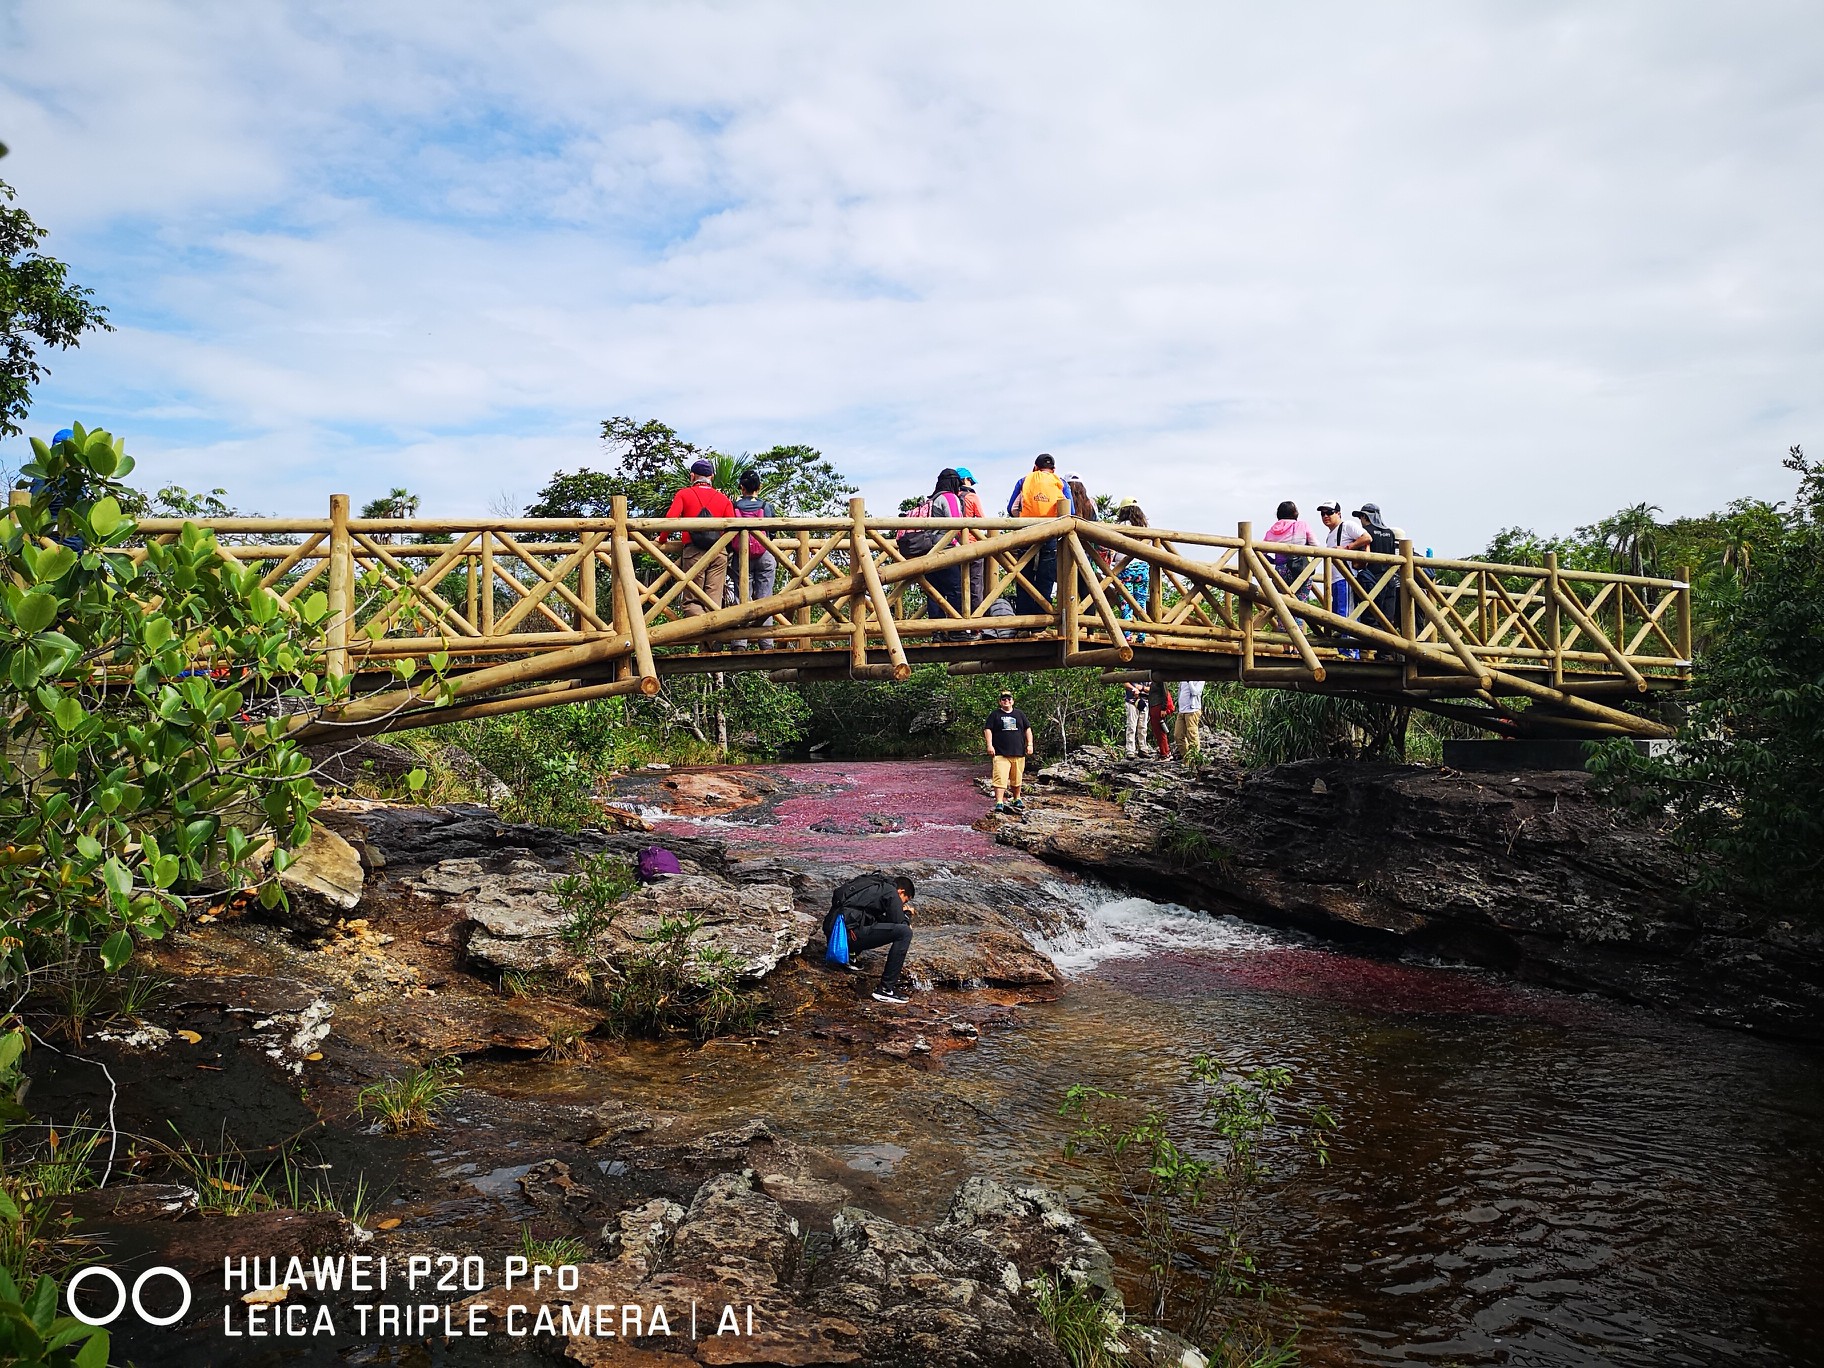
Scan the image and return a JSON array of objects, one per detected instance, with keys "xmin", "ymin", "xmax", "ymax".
[{"xmin": 823, "ymin": 873, "xmax": 917, "ymax": 1005}]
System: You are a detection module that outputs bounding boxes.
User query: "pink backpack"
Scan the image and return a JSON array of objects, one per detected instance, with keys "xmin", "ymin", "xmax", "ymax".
[{"xmin": 733, "ymin": 499, "xmax": 770, "ymax": 557}]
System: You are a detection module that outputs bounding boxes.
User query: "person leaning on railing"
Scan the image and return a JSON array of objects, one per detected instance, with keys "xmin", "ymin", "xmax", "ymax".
[{"xmin": 662, "ymin": 459, "xmax": 737, "ymax": 619}]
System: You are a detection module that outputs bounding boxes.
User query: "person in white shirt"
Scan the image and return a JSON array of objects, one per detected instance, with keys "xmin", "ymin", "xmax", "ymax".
[
  {"xmin": 1317, "ymin": 502, "xmax": 1368, "ymax": 658},
  {"xmin": 1173, "ymin": 679, "xmax": 1205, "ymax": 761}
]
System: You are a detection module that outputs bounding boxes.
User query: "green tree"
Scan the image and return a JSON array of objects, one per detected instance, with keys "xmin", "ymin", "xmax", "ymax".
[
  {"xmin": 1589, "ymin": 448, "xmax": 1824, "ymax": 919},
  {"xmin": 526, "ymin": 417, "xmax": 855, "ymax": 518},
  {"xmin": 1580, "ymin": 501, "xmax": 1663, "ymax": 577},
  {"xmin": 1, "ymin": 425, "xmax": 328, "ymax": 974},
  {"xmin": 0, "ymin": 182, "xmax": 110, "ymax": 441}
]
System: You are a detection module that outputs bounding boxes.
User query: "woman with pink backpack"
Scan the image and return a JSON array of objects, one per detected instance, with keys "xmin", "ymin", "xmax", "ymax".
[
  {"xmin": 730, "ymin": 468, "xmax": 778, "ymax": 648},
  {"xmin": 898, "ymin": 468, "xmax": 968, "ymax": 633}
]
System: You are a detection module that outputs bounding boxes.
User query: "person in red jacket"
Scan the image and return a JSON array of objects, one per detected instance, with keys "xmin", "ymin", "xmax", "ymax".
[{"xmin": 663, "ymin": 459, "xmax": 737, "ymax": 618}]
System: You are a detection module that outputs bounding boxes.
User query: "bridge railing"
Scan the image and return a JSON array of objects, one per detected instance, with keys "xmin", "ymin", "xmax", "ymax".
[{"xmin": 118, "ymin": 494, "xmax": 1687, "ymax": 739}]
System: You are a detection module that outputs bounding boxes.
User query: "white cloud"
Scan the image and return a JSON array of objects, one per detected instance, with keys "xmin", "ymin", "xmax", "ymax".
[{"xmin": 2, "ymin": 0, "xmax": 1820, "ymax": 547}]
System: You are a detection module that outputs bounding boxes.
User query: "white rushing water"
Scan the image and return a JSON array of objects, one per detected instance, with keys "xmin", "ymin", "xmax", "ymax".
[{"xmin": 1033, "ymin": 880, "xmax": 1294, "ymax": 977}]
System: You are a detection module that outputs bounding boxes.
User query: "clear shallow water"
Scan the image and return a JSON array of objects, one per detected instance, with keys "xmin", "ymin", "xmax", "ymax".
[{"xmin": 575, "ymin": 761, "xmax": 1824, "ymax": 1366}]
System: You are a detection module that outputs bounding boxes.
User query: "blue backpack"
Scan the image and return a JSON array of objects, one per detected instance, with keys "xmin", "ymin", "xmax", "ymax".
[{"xmin": 824, "ymin": 913, "xmax": 850, "ymax": 967}]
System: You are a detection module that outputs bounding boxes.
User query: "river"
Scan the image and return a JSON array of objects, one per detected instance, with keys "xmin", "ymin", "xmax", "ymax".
[{"xmin": 582, "ymin": 758, "xmax": 1824, "ymax": 1367}]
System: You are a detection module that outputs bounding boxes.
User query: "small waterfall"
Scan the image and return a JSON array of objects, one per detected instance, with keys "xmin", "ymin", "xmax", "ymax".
[{"xmin": 1033, "ymin": 880, "xmax": 1292, "ymax": 976}]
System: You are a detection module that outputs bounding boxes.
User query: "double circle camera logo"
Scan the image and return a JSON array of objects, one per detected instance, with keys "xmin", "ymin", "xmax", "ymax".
[{"xmin": 65, "ymin": 1266, "xmax": 192, "ymax": 1327}]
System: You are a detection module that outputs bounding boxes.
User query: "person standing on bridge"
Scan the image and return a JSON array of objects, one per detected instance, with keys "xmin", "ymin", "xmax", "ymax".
[
  {"xmin": 955, "ymin": 467, "xmax": 987, "ymax": 618},
  {"xmin": 1006, "ymin": 454, "xmax": 1070, "ymax": 623},
  {"xmin": 902, "ymin": 469, "xmax": 968, "ymax": 633},
  {"xmin": 1263, "ymin": 501, "xmax": 1320, "ymax": 601},
  {"xmin": 985, "ymin": 689, "xmax": 1034, "ymax": 814},
  {"xmin": 1317, "ymin": 502, "xmax": 1368, "ymax": 658},
  {"xmin": 730, "ymin": 468, "xmax": 778, "ymax": 648},
  {"xmin": 1114, "ymin": 500, "xmax": 1151, "ymax": 643},
  {"xmin": 663, "ymin": 459, "xmax": 737, "ymax": 621}
]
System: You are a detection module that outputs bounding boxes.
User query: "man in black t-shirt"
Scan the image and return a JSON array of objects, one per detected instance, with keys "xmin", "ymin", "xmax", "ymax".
[{"xmin": 983, "ymin": 690, "xmax": 1034, "ymax": 814}]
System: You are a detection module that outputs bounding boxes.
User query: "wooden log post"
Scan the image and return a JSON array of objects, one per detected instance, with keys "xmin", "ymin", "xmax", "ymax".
[
  {"xmin": 1060, "ymin": 531, "xmax": 1080, "ymax": 662},
  {"xmin": 578, "ymin": 533, "xmax": 597, "ymax": 632},
  {"xmin": 326, "ymin": 494, "xmax": 352, "ymax": 681},
  {"xmin": 1238, "ymin": 521, "xmax": 1255, "ymax": 674},
  {"xmin": 1678, "ymin": 566, "xmax": 1693, "ymax": 666},
  {"xmin": 1065, "ymin": 530, "xmax": 1132, "ymax": 662},
  {"xmin": 1398, "ymin": 538, "xmax": 1417, "ymax": 689},
  {"xmin": 479, "ymin": 530, "xmax": 496, "ymax": 637},
  {"xmin": 611, "ymin": 496, "xmax": 659, "ymax": 692},
  {"xmin": 851, "ymin": 500, "xmax": 910, "ymax": 680},
  {"xmin": 847, "ymin": 497, "xmax": 869, "ymax": 673},
  {"xmin": 1546, "ymin": 552, "xmax": 1563, "ymax": 688}
]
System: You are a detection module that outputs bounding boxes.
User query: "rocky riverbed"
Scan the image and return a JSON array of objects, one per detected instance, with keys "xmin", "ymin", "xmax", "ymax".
[
  {"xmin": 33, "ymin": 786, "xmax": 1199, "ymax": 1368},
  {"xmin": 27, "ymin": 752, "xmax": 1824, "ymax": 1368}
]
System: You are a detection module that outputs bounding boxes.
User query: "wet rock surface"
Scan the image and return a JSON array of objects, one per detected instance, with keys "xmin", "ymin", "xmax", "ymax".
[
  {"xmin": 1000, "ymin": 748, "xmax": 1824, "ymax": 1038},
  {"xmin": 38, "ymin": 784, "xmax": 1118, "ymax": 1366}
]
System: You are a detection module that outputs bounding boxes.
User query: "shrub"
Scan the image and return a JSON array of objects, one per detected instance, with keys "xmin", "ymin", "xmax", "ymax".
[
  {"xmin": 554, "ymin": 854, "xmax": 637, "ymax": 947},
  {"xmin": 1, "ymin": 425, "xmax": 329, "ymax": 975},
  {"xmin": 593, "ymin": 914, "xmax": 765, "ymax": 1040}
]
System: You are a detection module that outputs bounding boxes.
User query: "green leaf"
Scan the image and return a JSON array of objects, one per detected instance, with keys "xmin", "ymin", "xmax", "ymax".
[
  {"xmin": 144, "ymin": 615, "xmax": 175, "ymax": 652},
  {"xmin": 99, "ymin": 857, "xmax": 133, "ymax": 911},
  {"xmin": 406, "ymin": 768, "xmax": 428, "ymax": 793},
  {"xmin": 30, "ymin": 545, "xmax": 76, "ymax": 582},
  {"xmin": 151, "ymin": 854, "xmax": 180, "ymax": 888},
  {"xmin": 88, "ymin": 495, "xmax": 124, "ymax": 537},
  {"xmin": 12, "ymin": 590, "xmax": 57, "ymax": 634},
  {"xmin": 299, "ymin": 591, "xmax": 328, "ymax": 625},
  {"xmin": 74, "ymin": 1326, "xmax": 112, "ymax": 1368},
  {"xmin": 52, "ymin": 694, "xmax": 84, "ymax": 732},
  {"xmin": 99, "ymin": 930, "xmax": 134, "ymax": 972}
]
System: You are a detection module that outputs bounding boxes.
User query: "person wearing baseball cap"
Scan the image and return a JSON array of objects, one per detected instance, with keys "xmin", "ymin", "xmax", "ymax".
[
  {"xmin": 952, "ymin": 469, "xmax": 987, "ymax": 618},
  {"xmin": 1317, "ymin": 502, "xmax": 1367, "ymax": 657},
  {"xmin": 661, "ymin": 457, "xmax": 737, "ymax": 620},
  {"xmin": 983, "ymin": 690, "xmax": 1034, "ymax": 815}
]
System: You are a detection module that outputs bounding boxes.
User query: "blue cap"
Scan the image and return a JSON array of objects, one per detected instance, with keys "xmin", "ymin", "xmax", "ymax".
[
  {"xmin": 955, "ymin": 467, "xmax": 974, "ymax": 482},
  {"xmin": 51, "ymin": 428, "xmax": 74, "ymax": 445}
]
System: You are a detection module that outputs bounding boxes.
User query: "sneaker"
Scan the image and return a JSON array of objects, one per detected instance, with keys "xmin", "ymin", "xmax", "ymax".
[
  {"xmin": 872, "ymin": 988, "xmax": 909, "ymax": 1005},
  {"xmin": 993, "ymin": 802, "xmax": 1009, "ymax": 814},
  {"xmin": 1011, "ymin": 798, "xmax": 1026, "ymax": 812}
]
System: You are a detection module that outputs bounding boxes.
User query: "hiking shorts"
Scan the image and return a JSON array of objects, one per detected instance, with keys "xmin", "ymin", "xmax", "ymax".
[{"xmin": 992, "ymin": 754, "xmax": 1026, "ymax": 789}]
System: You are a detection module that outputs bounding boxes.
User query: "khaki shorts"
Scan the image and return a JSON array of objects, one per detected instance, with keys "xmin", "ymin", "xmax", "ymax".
[{"xmin": 992, "ymin": 753, "xmax": 1027, "ymax": 789}]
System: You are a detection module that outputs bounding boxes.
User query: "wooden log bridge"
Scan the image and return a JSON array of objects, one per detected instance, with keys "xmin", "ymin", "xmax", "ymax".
[{"xmin": 127, "ymin": 495, "xmax": 1691, "ymax": 741}]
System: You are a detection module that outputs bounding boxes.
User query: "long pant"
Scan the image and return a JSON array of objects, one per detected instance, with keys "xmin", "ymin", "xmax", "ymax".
[
  {"xmin": 732, "ymin": 553, "xmax": 776, "ymax": 646},
  {"xmin": 679, "ymin": 541, "xmax": 727, "ymax": 619},
  {"xmin": 1329, "ymin": 576, "xmax": 1360, "ymax": 657},
  {"xmin": 925, "ymin": 562, "xmax": 964, "ymax": 622},
  {"xmin": 1013, "ymin": 539, "xmax": 1058, "ymax": 619},
  {"xmin": 1149, "ymin": 709, "xmax": 1172, "ymax": 759},
  {"xmin": 1172, "ymin": 709, "xmax": 1201, "ymax": 759},
  {"xmin": 968, "ymin": 554, "xmax": 986, "ymax": 618},
  {"xmin": 847, "ymin": 921, "xmax": 912, "ymax": 991},
  {"xmin": 1124, "ymin": 701, "xmax": 1148, "ymax": 756}
]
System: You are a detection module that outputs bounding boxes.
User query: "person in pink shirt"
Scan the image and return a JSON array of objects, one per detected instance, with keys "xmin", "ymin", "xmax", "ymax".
[{"xmin": 1262, "ymin": 499, "xmax": 1319, "ymax": 599}]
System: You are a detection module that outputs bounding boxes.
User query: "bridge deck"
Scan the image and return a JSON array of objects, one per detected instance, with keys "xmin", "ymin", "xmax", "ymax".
[{"xmin": 130, "ymin": 495, "xmax": 1689, "ymax": 741}]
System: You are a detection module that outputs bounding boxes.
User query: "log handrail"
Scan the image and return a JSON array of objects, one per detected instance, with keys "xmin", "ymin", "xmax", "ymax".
[{"xmin": 105, "ymin": 498, "xmax": 1688, "ymax": 741}]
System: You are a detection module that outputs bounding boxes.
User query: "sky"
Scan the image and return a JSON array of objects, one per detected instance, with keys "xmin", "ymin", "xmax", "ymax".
[{"xmin": 1, "ymin": 1, "xmax": 1819, "ymax": 554}]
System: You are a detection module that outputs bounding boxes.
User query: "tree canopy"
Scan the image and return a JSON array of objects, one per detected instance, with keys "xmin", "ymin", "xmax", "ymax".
[
  {"xmin": 525, "ymin": 416, "xmax": 855, "ymax": 518},
  {"xmin": 1586, "ymin": 448, "xmax": 1824, "ymax": 919},
  {"xmin": 0, "ymin": 181, "xmax": 110, "ymax": 440}
]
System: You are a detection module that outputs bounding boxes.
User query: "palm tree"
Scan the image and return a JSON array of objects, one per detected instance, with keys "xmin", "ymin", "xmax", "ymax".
[{"xmin": 1600, "ymin": 503, "xmax": 1662, "ymax": 576}]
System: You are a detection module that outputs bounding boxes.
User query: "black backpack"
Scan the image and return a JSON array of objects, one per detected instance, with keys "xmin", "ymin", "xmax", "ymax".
[{"xmin": 824, "ymin": 873, "xmax": 901, "ymax": 940}]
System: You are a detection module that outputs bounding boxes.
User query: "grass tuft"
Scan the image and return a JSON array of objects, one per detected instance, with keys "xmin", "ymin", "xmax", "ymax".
[{"xmin": 355, "ymin": 1060, "xmax": 463, "ymax": 1134}]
